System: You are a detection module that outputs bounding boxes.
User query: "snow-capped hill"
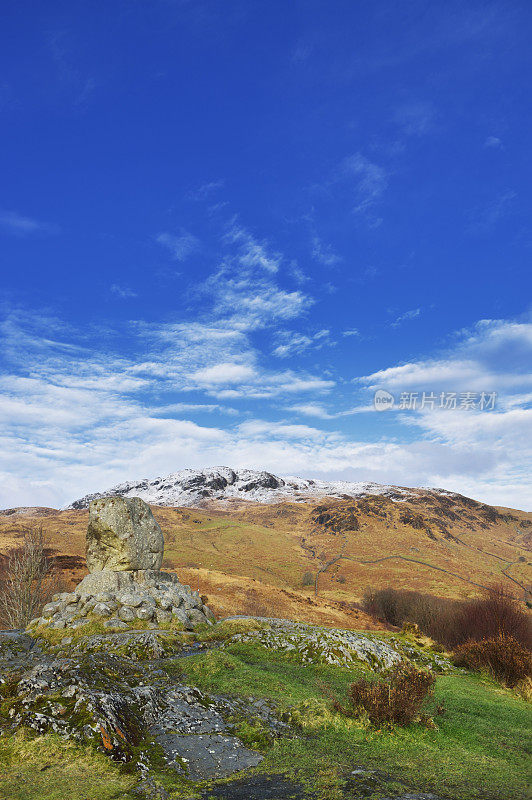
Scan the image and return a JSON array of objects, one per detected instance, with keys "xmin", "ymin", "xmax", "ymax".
[{"xmin": 66, "ymin": 466, "xmax": 425, "ymax": 509}]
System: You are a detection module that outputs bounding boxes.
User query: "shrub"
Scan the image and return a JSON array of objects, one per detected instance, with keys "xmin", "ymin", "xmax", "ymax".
[
  {"xmin": 302, "ymin": 571, "xmax": 314, "ymax": 587},
  {"xmin": 454, "ymin": 636, "xmax": 532, "ymax": 687},
  {"xmin": 450, "ymin": 586, "xmax": 532, "ymax": 649},
  {"xmin": 362, "ymin": 587, "xmax": 456, "ymax": 644},
  {"xmin": 334, "ymin": 663, "xmax": 436, "ymax": 726},
  {"xmin": 362, "ymin": 585, "xmax": 531, "ymax": 651}
]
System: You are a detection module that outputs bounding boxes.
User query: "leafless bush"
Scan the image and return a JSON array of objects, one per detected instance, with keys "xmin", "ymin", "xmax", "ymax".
[
  {"xmin": 450, "ymin": 585, "xmax": 532, "ymax": 649},
  {"xmin": 362, "ymin": 587, "xmax": 456, "ymax": 641},
  {"xmin": 302, "ymin": 571, "xmax": 314, "ymax": 587},
  {"xmin": 0, "ymin": 526, "xmax": 55, "ymax": 629},
  {"xmin": 454, "ymin": 636, "xmax": 532, "ymax": 687},
  {"xmin": 362, "ymin": 585, "xmax": 531, "ymax": 650}
]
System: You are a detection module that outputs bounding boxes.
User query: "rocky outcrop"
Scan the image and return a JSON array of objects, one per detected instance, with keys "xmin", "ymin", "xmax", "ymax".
[
  {"xmin": 29, "ymin": 496, "xmax": 215, "ymax": 632},
  {"xmin": 30, "ymin": 569, "xmax": 215, "ymax": 632},
  {"xmin": 0, "ymin": 646, "xmax": 276, "ymax": 781},
  {"xmin": 86, "ymin": 496, "xmax": 164, "ymax": 572}
]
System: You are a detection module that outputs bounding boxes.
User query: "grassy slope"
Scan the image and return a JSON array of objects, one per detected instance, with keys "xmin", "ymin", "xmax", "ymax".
[
  {"xmin": 1, "ymin": 493, "xmax": 530, "ymax": 627},
  {"xmin": 171, "ymin": 641, "xmax": 532, "ymax": 799},
  {"xmin": 0, "ymin": 625, "xmax": 530, "ymax": 799}
]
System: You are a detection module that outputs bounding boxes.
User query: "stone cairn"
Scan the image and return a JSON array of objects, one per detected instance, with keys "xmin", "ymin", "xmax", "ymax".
[{"xmin": 30, "ymin": 496, "xmax": 215, "ymax": 632}]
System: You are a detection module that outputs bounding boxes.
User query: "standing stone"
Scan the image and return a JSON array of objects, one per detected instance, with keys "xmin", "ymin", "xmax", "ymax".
[{"xmin": 86, "ymin": 496, "xmax": 164, "ymax": 572}]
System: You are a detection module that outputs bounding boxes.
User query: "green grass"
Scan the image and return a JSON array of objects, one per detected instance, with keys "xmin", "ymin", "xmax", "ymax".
[
  {"xmin": 168, "ymin": 641, "xmax": 532, "ymax": 799},
  {"xmin": 0, "ymin": 729, "xmax": 136, "ymax": 800},
  {"xmin": 30, "ymin": 615, "xmax": 189, "ymax": 648}
]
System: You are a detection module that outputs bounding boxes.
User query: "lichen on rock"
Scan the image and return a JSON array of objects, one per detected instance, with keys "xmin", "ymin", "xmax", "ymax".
[{"xmin": 86, "ymin": 496, "xmax": 164, "ymax": 572}]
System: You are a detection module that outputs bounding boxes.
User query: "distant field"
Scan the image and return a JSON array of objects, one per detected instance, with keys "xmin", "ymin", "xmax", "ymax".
[{"xmin": 0, "ymin": 492, "xmax": 530, "ymax": 628}]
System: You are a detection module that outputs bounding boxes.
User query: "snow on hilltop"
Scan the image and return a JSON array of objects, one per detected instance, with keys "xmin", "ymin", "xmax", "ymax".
[{"xmin": 65, "ymin": 466, "xmax": 443, "ymax": 510}]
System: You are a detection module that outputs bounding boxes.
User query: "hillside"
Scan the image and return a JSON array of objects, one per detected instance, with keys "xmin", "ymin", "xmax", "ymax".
[{"xmin": 1, "ymin": 489, "xmax": 530, "ymax": 627}]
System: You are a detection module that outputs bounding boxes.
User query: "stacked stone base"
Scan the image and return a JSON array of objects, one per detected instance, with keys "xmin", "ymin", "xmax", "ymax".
[{"xmin": 30, "ymin": 569, "xmax": 215, "ymax": 632}]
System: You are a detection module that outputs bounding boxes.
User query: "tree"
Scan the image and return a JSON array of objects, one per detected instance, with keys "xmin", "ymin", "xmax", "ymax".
[{"xmin": 0, "ymin": 526, "xmax": 55, "ymax": 629}]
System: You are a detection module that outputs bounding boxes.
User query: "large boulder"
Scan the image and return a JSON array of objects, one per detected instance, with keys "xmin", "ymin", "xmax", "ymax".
[{"xmin": 86, "ymin": 496, "xmax": 164, "ymax": 572}]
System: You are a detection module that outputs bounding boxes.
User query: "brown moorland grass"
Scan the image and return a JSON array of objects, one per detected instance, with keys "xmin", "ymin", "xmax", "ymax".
[{"xmin": 0, "ymin": 492, "xmax": 530, "ymax": 629}]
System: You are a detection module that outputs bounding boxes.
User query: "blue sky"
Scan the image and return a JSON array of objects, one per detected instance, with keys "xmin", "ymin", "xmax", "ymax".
[{"xmin": 1, "ymin": 1, "xmax": 531, "ymax": 510}]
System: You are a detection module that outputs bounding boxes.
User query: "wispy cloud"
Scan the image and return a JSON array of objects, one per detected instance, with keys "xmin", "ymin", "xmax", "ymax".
[
  {"xmin": 188, "ymin": 180, "xmax": 225, "ymax": 200},
  {"xmin": 340, "ymin": 153, "xmax": 388, "ymax": 223},
  {"xmin": 224, "ymin": 221, "xmax": 281, "ymax": 274},
  {"xmin": 484, "ymin": 136, "xmax": 503, "ymax": 149},
  {"xmin": 394, "ymin": 101, "xmax": 435, "ymax": 137},
  {"xmin": 0, "ymin": 211, "xmax": 58, "ymax": 236},
  {"xmin": 156, "ymin": 230, "xmax": 199, "ymax": 261},
  {"xmin": 110, "ymin": 284, "xmax": 137, "ymax": 299},
  {"xmin": 311, "ymin": 235, "xmax": 342, "ymax": 267},
  {"xmin": 466, "ymin": 190, "xmax": 516, "ymax": 233},
  {"xmin": 391, "ymin": 307, "xmax": 421, "ymax": 327},
  {"xmin": 273, "ymin": 329, "xmax": 334, "ymax": 358}
]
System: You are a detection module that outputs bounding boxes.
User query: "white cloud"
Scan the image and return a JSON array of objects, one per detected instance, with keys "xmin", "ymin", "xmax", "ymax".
[
  {"xmin": 224, "ymin": 222, "xmax": 281, "ymax": 274},
  {"xmin": 191, "ymin": 363, "xmax": 257, "ymax": 386},
  {"xmin": 188, "ymin": 180, "xmax": 225, "ymax": 200},
  {"xmin": 341, "ymin": 153, "xmax": 388, "ymax": 217},
  {"xmin": 156, "ymin": 230, "xmax": 199, "ymax": 261},
  {"xmin": 391, "ymin": 307, "xmax": 421, "ymax": 327},
  {"xmin": 466, "ymin": 190, "xmax": 516, "ymax": 232},
  {"xmin": 485, "ymin": 136, "xmax": 503, "ymax": 148},
  {"xmin": 311, "ymin": 235, "xmax": 341, "ymax": 267},
  {"xmin": 272, "ymin": 329, "xmax": 333, "ymax": 358},
  {"xmin": 394, "ymin": 102, "xmax": 435, "ymax": 137},
  {"xmin": 0, "ymin": 211, "xmax": 58, "ymax": 236},
  {"xmin": 110, "ymin": 284, "xmax": 137, "ymax": 299},
  {"xmin": 288, "ymin": 403, "xmax": 373, "ymax": 419}
]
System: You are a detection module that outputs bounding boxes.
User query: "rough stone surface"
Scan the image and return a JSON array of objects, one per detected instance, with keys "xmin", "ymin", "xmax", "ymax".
[
  {"xmin": 0, "ymin": 647, "xmax": 278, "ymax": 783},
  {"xmin": 223, "ymin": 617, "xmax": 452, "ymax": 672},
  {"xmin": 86, "ymin": 496, "xmax": 164, "ymax": 572},
  {"xmin": 29, "ymin": 569, "xmax": 216, "ymax": 633}
]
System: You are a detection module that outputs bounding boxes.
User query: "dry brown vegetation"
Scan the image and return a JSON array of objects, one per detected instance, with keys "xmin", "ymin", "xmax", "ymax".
[
  {"xmin": 363, "ymin": 584, "xmax": 532, "ymax": 648},
  {"xmin": 332, "ymin": 664, "xmax": 438, "ymax": 726},
  {"xmin": 0, "ymin": 491, "xmax": 530, "ymax": 630},
  {"xmin": 0, "ymin": 526, "xmax": 59, "ymax": 628},
  {"xmin": 454, "ymin": 636, "xmax": 532, "ymax": 687}
]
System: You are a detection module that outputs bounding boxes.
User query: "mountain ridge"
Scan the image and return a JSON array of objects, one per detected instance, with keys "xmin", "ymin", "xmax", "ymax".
[{"xmin": 65, "ymin": 465, "xmax": 457, "ymax": 510}]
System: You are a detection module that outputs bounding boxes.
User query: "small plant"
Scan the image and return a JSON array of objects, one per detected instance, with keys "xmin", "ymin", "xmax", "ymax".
[
  {"xmin": 333, "ymin": 663, "xmax": 436, "ymax": 726},
  {"xmin": 453, "ymin": 636, "xmax": 532, "ymax": 687},
  {"xmin": 302, "ymin": 571, "xmax": 314, "ymax": 587}
]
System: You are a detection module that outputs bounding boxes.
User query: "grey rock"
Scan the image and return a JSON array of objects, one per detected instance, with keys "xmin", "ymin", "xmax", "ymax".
[
  {"xmin": 92, "ymin": 602, "xmax": 114, "ymax": 617},
  {"xmin": 155, "ymin": 609, "xmax": 172, "ymax": 625},
  {"xmin": 86, "ymin": 496, "xmax": 164, "ymax": 572},
  {"xmin": 42, "ymin": 602, "xmax": 61, "ymax": 618},
  {"xmin": 187, "ymin": 608, "xmax": 209, "ymax": 628},
  {"xmin": 76, "ymin": 570, "xmax": 136, "ymax": 596},
  {"xmin": 136, "ymin": 605, "xmax": 154, "ymax": 621},
  {"xmin": 103, "ymin": 618, "xmax": 128, "ymax": 629},
  {"xmin": 116, "ymin": 590, "xmax": 144, "ymax": 608},
  {"xmin": 171, "ymin": 608, "xmax": 189, "ymax": 626},
  {"xmin": 118, "ymin": 606, "xmax": 136, "ymax": 623},
  {"xmin": 155, "ymin": 595, "xmax": 173, "ymax": 611},
  {"xmin": 95, "ymin": 591, "xmax": 115, "ymax": 602},
  {"xmin": 159, "ymin": 733, "xmax": 262, "ymax": 780}
]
